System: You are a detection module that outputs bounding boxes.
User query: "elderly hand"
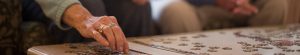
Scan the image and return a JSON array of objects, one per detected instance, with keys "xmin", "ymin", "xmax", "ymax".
[
  {"xmin": 63, "ymin": 4, "xmax": 128, "ymax": 53},
  {"xmin": 85, "ymin": 16, "xmax": 129, "ymax": 53}
]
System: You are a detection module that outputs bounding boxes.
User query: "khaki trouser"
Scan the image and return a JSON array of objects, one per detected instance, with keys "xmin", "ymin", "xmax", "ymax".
[
  {"xmin": 159, "ymin": 0, "xmax": 288, "ymax": 34},
  {"xmin": 284, "ymin": 0, "xmax": 300, "ymax": 24},
  {"xmin": 159, "ymin": 1, "xmax": 202, "ymax": 34}
]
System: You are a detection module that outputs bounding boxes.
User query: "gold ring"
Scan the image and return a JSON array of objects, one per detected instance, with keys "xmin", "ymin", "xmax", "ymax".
[
  {"xmin": 97, "ymin": 23, "xmax": 116, "ymax": 33},
  {"xmin": 108, "ymin": 23, "xmax": 116, "ymax": 28},
  {"xmin": 97, "ymin": 25, "xmax": 107, "ymax": 33}
]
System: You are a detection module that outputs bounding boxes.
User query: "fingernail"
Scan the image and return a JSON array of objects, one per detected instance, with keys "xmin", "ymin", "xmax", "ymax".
[
  {"xmin": 103, "ymin": 41, "xmax": 109, "ymax": 47},
  {"xmin": 118, "ymin": 47, "xmax": 123, "ymax": 52},
  {"xmin": 125, "ymin": 49, "xmax": 129, "ymax": 54}
]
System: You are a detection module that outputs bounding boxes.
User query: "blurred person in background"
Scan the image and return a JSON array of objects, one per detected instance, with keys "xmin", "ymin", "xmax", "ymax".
[{"xmin": 159, "ymin": 0, "xmax": 287, "ymax": 34}]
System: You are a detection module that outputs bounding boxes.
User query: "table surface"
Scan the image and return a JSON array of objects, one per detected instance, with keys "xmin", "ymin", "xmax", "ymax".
[{"xmin": 28, "ymin": 25, "xmax": 300, "ymax": 55}]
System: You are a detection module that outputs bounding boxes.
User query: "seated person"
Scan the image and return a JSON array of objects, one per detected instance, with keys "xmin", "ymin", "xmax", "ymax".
[
  {"xmin": 23, "ymin": 0, "xmax": 129, "ymax": 54},
  {"xmin": 159, "ymin": 0, "xmax": 288, "ymax": 34}
]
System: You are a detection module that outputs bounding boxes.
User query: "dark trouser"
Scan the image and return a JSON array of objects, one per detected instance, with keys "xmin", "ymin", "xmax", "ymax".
[{"xmin": 103, "ymin": 0, "xmax": 157, "ymax": 37}]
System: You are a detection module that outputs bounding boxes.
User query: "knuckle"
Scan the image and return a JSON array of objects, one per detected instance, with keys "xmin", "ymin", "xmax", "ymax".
[
  {"xmin": 113, "ymin": 26, "xmax": 123, "ymax": 32},
  {"xmin": 101, "ymin": 17, "xmax": 109, "ymax": 21},
  {"xmin": 110, "ymin": 16, "xmax": 117, "ymax": 20},
  {"xmin": 109, "ymin": 16, "xmax": 118, "ymax": 22}
]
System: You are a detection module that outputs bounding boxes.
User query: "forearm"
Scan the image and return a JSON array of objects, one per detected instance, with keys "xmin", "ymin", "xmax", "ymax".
[
  {"xmin": 63, "ymin": 4, "xmax": 92, "ymax": 29},
  {"xmin": 62, "ymin": 4, "xmax": 94, "ymax": 37}
]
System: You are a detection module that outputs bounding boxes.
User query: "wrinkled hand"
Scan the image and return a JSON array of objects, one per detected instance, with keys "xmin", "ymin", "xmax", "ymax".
[
  {"xmin": 83, "ymin": 16, "xmax": 129, "ymax": 53},
  {"xmin": 63, "ymin": 4, "xmax": 128, "ymax": 53}
]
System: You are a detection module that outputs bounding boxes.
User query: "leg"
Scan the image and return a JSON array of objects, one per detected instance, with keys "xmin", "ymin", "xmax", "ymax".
[
  {"xmin": 195, "ymin": 6, "xmax": 246, "ymax": 30},
  {"xmin": 284, "ymin": 0, "xmax": 300, "ymax": 24},
  {"xmin": 159, "ymin": 1, "xmax": 201, "ymax": 34},
  {"xmin": 249, "ymin": 0, "xmax": 288, "ymax": 26}
]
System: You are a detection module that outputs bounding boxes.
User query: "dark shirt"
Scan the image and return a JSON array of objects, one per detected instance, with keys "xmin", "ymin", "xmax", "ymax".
[
  {"xmin": 103, "ymin": 0, "xmax": 157, "ymax": 37},
  {"xmin": 187, "ymin": 0, "xmax": 215, "ymax": 6}
]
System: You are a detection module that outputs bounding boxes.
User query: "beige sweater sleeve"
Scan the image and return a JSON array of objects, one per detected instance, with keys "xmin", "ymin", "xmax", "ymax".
[{"xmin": 35, "ymin": 0, "xmax": 80, "ymax": 30}]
